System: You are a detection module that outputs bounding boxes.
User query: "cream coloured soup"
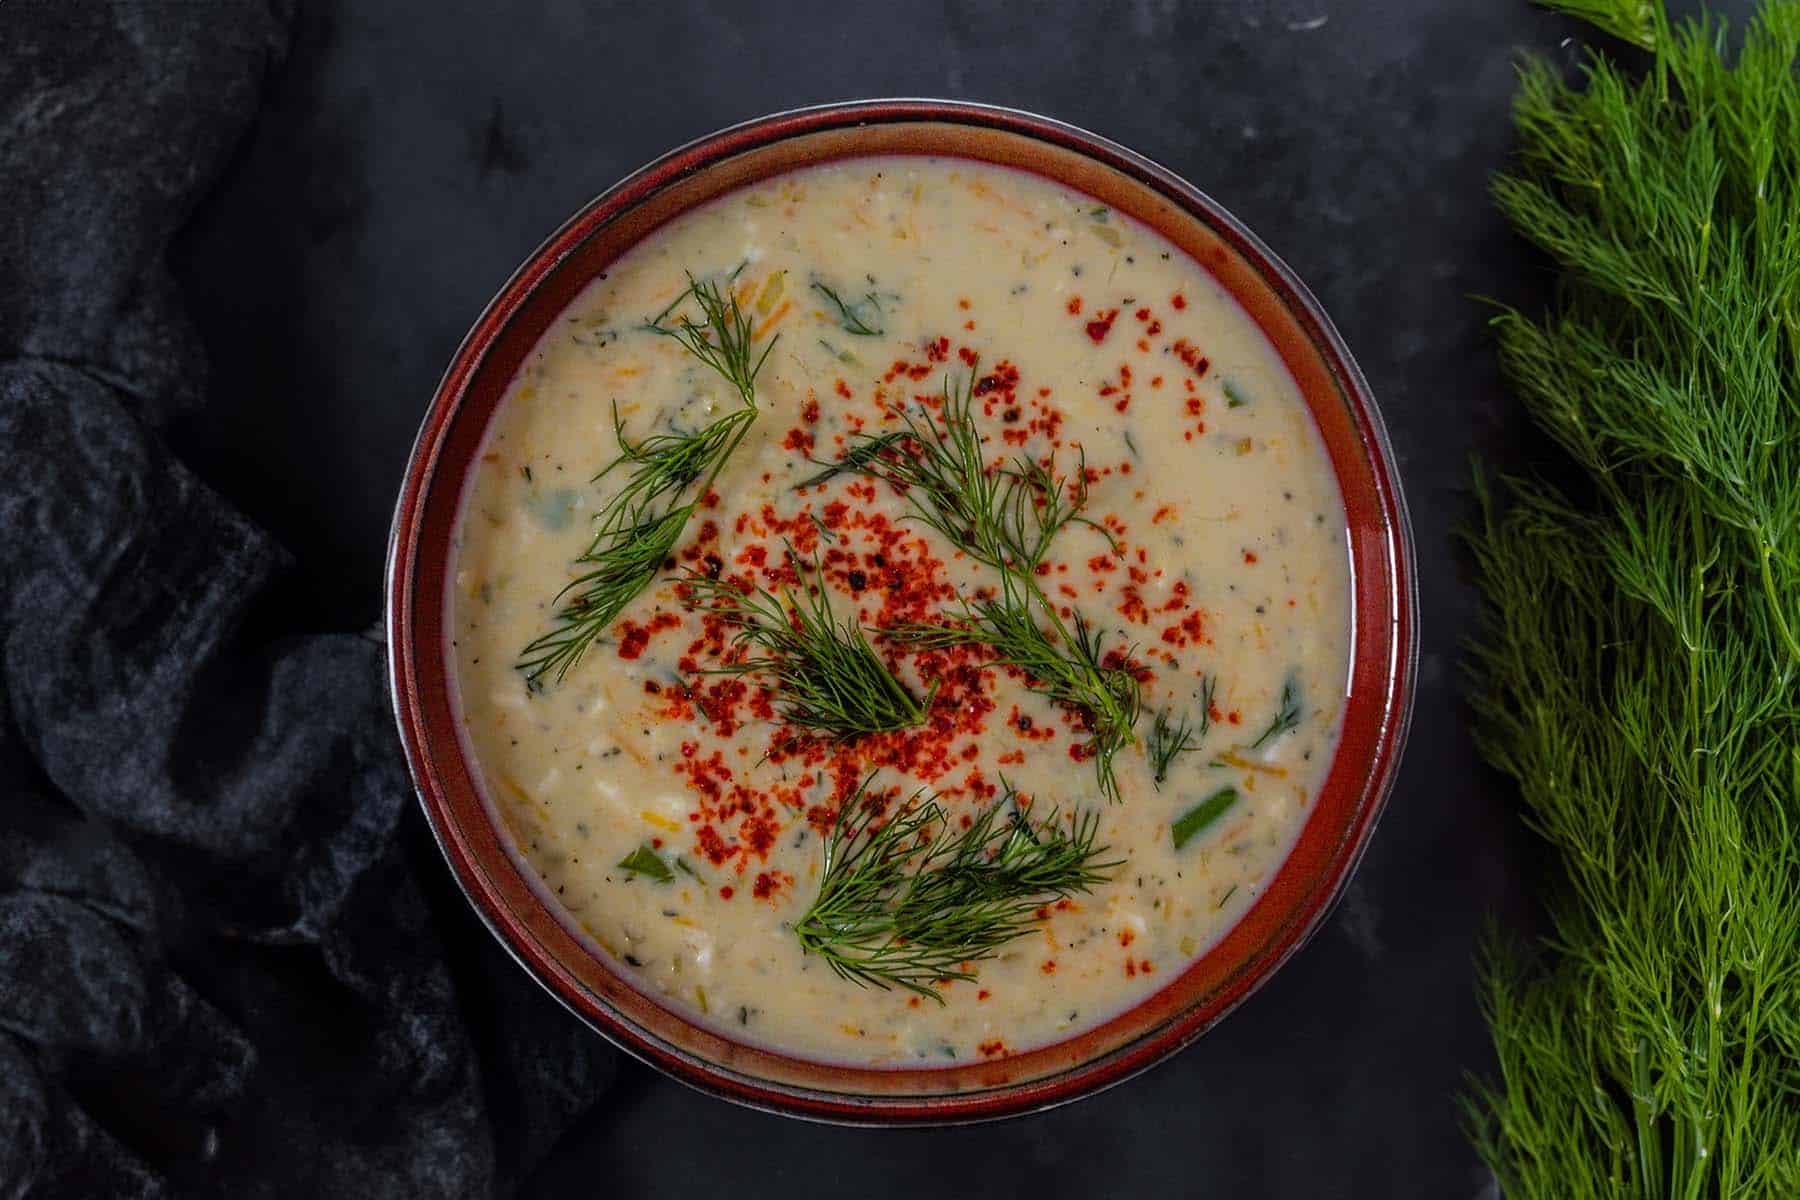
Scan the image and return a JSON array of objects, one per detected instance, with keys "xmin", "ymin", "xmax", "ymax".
[{"xmin": 448, "ymin": 156, "xmax": 1351, "ymax": 1065}]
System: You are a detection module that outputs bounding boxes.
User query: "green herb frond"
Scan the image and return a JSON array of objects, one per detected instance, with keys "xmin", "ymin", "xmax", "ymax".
[
  {"xmin": 794, "ymin": 430, "xmax": 911, "ymax": 490},
  {"xmin": 810, "ymin": 279, "xmax": 886, "ymax": 337},
  {"xmin": 1535, "ymin": 0, "xmax": 1662, "ymax": 51},
  {"xmin": 1147, "ymin": 704, "xmax": 1203, "ymax": 788},
  {"xmin": 892, "ymin": 600, "xmax": 1141, "ymax": 803},
  {"xmin": 682, "ymin": 551, "xmax": 936, "ymax": 738},
  {"xmin": 822, "ymin": 370, "xmax": 1143, "ymax": 798},
  {"xmin": 1248, "ymin": 674, "xmax": 1302, "ymax": 750},
  {"xmin": 517, "ymin": 268, "xmax": 773, "ymax": 686},
  {"xmin": 1464, "ymin": 3, "xmax": 1800, "ymax": 1194},
  {"xmin": 648, "ymin": 268, "xmax": 778, "ymax": 407},
  {"xmin": 794, "ymin": 774, "xmax": 1120, "ymax": 1000}
]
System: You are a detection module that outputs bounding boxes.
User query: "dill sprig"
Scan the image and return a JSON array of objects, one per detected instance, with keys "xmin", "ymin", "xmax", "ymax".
[
  {"xmin": 793, "ymin": 430, "xmax": 909, "ymax": 490},
  {"xmin": 1147, "ymin": 676, "xmax": 1216, "ymax": 787},
  {"xmin": 826, "ymin": 371, "xmax": 1144, "ymax": 799},
  {"xmin": 1463, "ymin": 4, "xmax": 1800, "ymax": 1195},
  {"xmin": 648, "ymin": 269, "xmax": 778, "ymax": 406},
  {"xmin": 810, "ymin": 279, "xmax": 885, "ymax": 336},
  {"xmin": 681, "ymin": 552, "xmax": 936, "ymax": 738},
  {"xmin": 894, "ymin": 601, "xmax": 1141, "ymax": 801},
  {"xmin": 516, "ymin": 271, "xmax": 774, "ymax": 686},
  {"xmin": 1147, "ymin": 709, "xmax": 1197, "ymax": 788},
  {"xmin": 794, "ymin": 774, "xmax": 1119, "ymax": 1000},
  {"xmin": 1247, "ymin": 674, "xmax": 1301, "ymax": 750}
]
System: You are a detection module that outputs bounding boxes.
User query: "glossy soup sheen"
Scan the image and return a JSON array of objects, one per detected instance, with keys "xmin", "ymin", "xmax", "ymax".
[{"xmin": 449, "ymin": 156, "xmax": 1351, "ymax": 1066}]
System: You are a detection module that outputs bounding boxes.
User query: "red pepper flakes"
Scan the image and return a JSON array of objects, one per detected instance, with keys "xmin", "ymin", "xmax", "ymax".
[
  {"xmin": 977, "ymin": 989, "xmax": 991, "ymax": 1001},
  {"xmin": 752, "ymin": 871, "xmax": 791, "ymax": 900},
  {"xmin": 1160, "ymin": 610, "xmax": 1208, "ymax": 647},
  {"xmin": 719, "ymin": 885, "xmax": 734, "ymax": 900},
  {"xmin": 696, "ymin": 824, "xmax": 733, "ymax": 866},
  {"xmin": 1119, "ymin": 928, "xmax": 1136, "ymax": 947},
  {"xmin": 1117, "ymin": 587, "xmax": 1149, "ymax": 624},
  {"xmin": 616, "ymin": 611, "xmax": 682, "ymax": 660},
  {"xmin": 1124, "ymin": 960, "xmax": 1138, "ymax": 978},
  {"xmin": 926, "ymin": 335, "xmax": 951, "ymax": 362},
  {"xmin": 1170, "ymin": 338, "xmax": 1210, "ymax": 379},
  {"xmin": 958, "ymin": 297, "xmax": 971, "ymax": 310},
  {"xmin": 1084, "ymin": 308, "xmax": 1119, "ymax": 344},
  {"xmin": 1243, "ymin": 550, "xmax": 1259, "ymax": 564},
  {"xmin": 782, "ymin": 427, "xmax": 814, "ymax": 454},
  {"xmin": 1227, "ymin": 710, "xmax": 1242, "ymax": 725},
  {"xmin": 1040, "ymin": 960, "xmax": 1057, "ymax": 974},
  {"xmin": 972, "ymin": 361, "xmax": 1019, "ymax": 397},
  {"xmin": 978, "ymin": 1040, "xmax": 1006, "ymax": 1058},
  {"xmin": 1171, "ymin": 292, "xmax": 1187, "ymax": 310},
  {"xmin": 1066, "ymin": 296, "xmax": 1083, "ymax": 315}
]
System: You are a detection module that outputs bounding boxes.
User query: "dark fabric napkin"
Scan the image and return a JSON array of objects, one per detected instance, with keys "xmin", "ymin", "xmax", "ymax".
[{"xmin": 0, "ymin": 3, "xmax": 616, "ymax": 1194}]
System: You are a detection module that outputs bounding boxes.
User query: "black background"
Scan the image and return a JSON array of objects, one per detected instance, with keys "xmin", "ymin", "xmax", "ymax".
[{"xmin": 154, "ymin": 1, "xmax": 1738, "ymax": 1195}]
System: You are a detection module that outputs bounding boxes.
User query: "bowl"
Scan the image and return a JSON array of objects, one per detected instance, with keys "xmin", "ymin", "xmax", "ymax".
[{"xmin": 385, "ymin": 99, "xmax": 1416, "ymax": 1124}]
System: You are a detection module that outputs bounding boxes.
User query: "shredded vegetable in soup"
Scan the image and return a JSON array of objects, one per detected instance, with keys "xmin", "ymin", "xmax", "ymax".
[{"xmin": 448, "ymin": 157, "xmax": 1351, "ymax": 1064}]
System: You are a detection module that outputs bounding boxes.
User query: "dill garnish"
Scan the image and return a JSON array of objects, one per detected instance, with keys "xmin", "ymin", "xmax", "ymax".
[
  {"xmin": 1247, "ymin": 673, "xmax": 1301, "ymax": 749},
  {"xmin": 794, "ymin": 774, "xmax": 1119, "ymax": 1000},
  {"xmin": 515, "ymin": 271, "xmax": 774, "ymax": 686},
  {"xmin": 827, "ymin": 371, "xmax": 1144, "ymax": 800},
  {"xmin": 681, "ymin": 552, "xmax": 936, "ymax": 737},
  {"xmin": 1147, "ymin": 709, "xmax": 1197, "ymax": 788},
  {"xmin": 1148, "ymin": 676, "xmax": 1215, "ymax": 788},
  {"xmin": 810, "ymin": 279, "xmax": 885, "ymax": 337},
  {"xmin": 792, "ymin": 430, "xmax": 910, "ymax": 490},
  {"xmin": 1463, "ymin": 4, "xmax": 1800, "ymax": 1194}
]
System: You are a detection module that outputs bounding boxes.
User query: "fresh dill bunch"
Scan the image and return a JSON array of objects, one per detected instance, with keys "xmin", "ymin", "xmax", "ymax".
[
  {"xmin": 827, "ymin": 371, "xmax": 1144, "ymax": 799},
  {"xmin": 794, "ymin": 774, "xmax": 1120, "ymax": 1000},
  {"xmin": 1464, "ymin": 4, "xmax": 1800, "ymax": 1195},
  {"xmin": 681, "ymin": 552, "xmax": 936, "ymax": 737},
  {"xmin": 516, "ymin": 271, "xmax": 773, "ymax": 686},
  {"xmin": 1247, "ymin": 673, "xmax": 1301, "ymax": 750},
  {"xmin": 809, "ymin": 279, "xmax": 885, "ymax": 336}
]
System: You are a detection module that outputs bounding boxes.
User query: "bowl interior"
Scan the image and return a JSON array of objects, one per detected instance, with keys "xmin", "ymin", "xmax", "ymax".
[{"xmin": 388, "ymin": 104, "xmax": 1414, "ymax": 1123}]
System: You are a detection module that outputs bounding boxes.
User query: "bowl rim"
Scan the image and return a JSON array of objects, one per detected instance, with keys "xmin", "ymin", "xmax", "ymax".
[{"xmin": 386, "ymin": 97, "xmax": 1418, "ymax": 1126}]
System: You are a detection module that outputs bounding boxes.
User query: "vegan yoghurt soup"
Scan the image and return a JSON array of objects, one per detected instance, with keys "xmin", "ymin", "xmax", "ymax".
[{"xmin": 448, "ymin": 156, "xmax": 1351, "ymax": 1065}]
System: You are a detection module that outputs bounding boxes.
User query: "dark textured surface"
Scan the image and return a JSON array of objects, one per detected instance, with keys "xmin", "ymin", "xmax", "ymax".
[
  {"xmin": 0, "ymin": 3, "xmax": 612, "ymax": 1197},
  {"xmin": 4, "ymin": 0, "xmax": 1750, "ymax": 1196}
]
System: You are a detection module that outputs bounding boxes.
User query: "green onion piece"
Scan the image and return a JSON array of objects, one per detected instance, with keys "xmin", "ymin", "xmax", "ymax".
[{"xmin": 1172, "ymin": 787, "xmax": 1238, "ymax": 850}]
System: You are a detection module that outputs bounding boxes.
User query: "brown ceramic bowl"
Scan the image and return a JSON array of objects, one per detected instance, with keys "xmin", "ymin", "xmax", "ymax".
[{"xmin": 386, "ymin": 100, "xmax": 1416, "ymax": 1124}]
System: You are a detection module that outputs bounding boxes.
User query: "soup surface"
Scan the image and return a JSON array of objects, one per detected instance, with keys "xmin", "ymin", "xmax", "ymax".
[{"xmin": 449, "ymin": 156, "xmax": 1350, "ymax": 1065}]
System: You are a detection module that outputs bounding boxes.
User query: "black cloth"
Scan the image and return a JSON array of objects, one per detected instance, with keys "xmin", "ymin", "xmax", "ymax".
[{"xmin": 0, "ymin": 3, "xmax": 615, "ymax": 1195}]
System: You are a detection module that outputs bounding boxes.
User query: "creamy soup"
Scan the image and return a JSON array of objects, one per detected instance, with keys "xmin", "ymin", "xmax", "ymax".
[{"xmin": 449, "ymin": 157, "xmax": 1350, "ymax": 1065}]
